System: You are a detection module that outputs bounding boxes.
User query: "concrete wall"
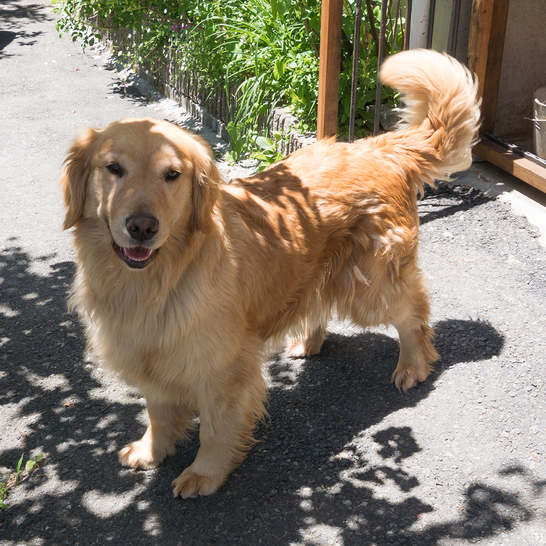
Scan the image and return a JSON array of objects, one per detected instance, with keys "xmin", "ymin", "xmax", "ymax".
[{"xmin": 494, "ymin": 0, "xmax": 546, "ymax": 143}]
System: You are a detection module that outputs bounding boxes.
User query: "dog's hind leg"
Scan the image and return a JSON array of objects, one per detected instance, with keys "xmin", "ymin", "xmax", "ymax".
[
  {"xmin": 119, "ymin": 401, "xmax": 195, "ymax": 470},
  {"xmin": 390, "ymin": 279, "xmax": 439, "ymax": 391},
  {"xmin": 172, "ymin": 342, "xmax": 266, "ymax": 498},
  {"xmin": 391, "ymin": 313, "xmax": 438, "ymax": 391},
  {"xmin": 348, "ymin": 266, "xmax": 438, "ymax": 391}
]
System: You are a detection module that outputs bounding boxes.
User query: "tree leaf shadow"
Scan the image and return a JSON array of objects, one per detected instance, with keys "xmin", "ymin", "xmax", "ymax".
[{"xmin": 0, "ymin": 243, "xmax": 542, "ymax": 546}]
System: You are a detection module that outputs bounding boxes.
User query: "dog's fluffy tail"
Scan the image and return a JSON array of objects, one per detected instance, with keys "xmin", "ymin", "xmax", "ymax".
[{"xmin": 379, "ymin": 49, "xmax": 480, "ymax": 181}]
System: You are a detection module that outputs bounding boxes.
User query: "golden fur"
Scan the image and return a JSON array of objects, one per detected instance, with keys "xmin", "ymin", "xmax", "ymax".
[{"xmin": 61, "ymin": 50, "xmax": 479, "ymax": 498}]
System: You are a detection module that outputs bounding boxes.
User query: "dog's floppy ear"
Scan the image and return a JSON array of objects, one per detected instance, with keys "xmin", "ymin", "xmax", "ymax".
[
  {"xmin": 190, "ymin": 134, "xmax": 221, "ymax": 233},
  {"xmin": 61, "ymin": 128, "xmax": 99, "ymax": 230}
]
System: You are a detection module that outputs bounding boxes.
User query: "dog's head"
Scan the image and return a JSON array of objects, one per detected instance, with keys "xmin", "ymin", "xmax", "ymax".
[{"xmin": 61, "ymin": 118, "xmax": 221, "ymax": 270}]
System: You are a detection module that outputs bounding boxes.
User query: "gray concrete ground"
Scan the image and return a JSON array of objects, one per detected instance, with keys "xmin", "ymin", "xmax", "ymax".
[{"xmin": 1, "ymin": 1, "xmax": 546, "ymax": 545}]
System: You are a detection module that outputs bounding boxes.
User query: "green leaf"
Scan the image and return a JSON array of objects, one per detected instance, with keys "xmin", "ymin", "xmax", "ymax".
[
  {"xmin": 271, "ymin": 0, "xmax": 278, "ymax": 19},
  {"xmin": 273, "ymin": 59, "xmax": 285, "ymax": 80},
  {"xmin": 225, "ymin": 151, "xmax": 238, "ymax": 165},
  {"xmin": 255, "ymin": 136, "xmax": 274, "ymax": 150},
  {"xmin": 15, "ymin": 454, "xmax": 23, "ymax": 475},
  {"xmin": 226, "ymin": 121, "xmax": 240, "ymax": 141},
  {"xmin": 251, "ymin": 150, "xmax": 267, "ymax": 161}
]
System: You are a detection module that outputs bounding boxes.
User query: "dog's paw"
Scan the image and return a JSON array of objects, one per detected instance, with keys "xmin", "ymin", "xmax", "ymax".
[
  {"xmin": 285, "ymin": 338, "xmax": 322, "ymax": 359},
  {"xmin": 119, "ymin": 440, "xmax": 170, "ymax": 470},
  {"xmin": 391, "ymin": 364, "xmax": 432, "ymax": 392},
  {"xmin": 172, "ymin": 471, "xmax": 223, "ymax": 499},
  {"xmin": 285, "ymin": 341, "xmax": 307, "ymax": 358}
]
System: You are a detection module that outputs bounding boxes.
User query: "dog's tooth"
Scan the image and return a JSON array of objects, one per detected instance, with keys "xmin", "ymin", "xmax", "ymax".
[{"xmin": 124, "ymin": 247, "xmax": 153, "ymax": 261}]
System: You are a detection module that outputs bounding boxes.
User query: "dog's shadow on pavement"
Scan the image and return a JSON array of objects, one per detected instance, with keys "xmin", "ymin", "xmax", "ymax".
[{"xmin": 0, "ymin": 242, "xmax": 540, "ymax": 545}]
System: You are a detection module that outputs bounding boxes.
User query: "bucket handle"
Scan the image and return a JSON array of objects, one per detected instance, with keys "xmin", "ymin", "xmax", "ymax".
[{"xmin": 525, "ymin": 114, "xmax": 546, "ymax": 122}]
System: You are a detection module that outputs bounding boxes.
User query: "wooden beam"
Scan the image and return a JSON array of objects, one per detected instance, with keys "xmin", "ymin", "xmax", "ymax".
[
  {"xmin": 317, "ymin": 0, "xmax": 343, "ymax": 139},
  {"xmin": 474, "ymin": 140, "xmax": 546, "ymax": 194},
  {"xmin": 467, "ymin": 0, "xmax": 510, "ymax": 134}
]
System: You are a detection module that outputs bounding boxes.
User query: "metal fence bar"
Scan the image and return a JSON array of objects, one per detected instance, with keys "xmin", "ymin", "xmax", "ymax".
[
  {"xmin": 349, "ymin": 0, "xmax": 363, "ymax": 142},
  {"xmin": 426, "ymin": 0, "xmax": 437, "ymax": 49},
  {"xmin": 404, "ymin": 0, "xmax": 413, "ymax": 50},
  {"xmin": 448, "ymin": 0, "xmax": 462, "ymax": 56},
  {"xmin": 373, "ymin": 0, "xmax": 389, "ymax": 136}
]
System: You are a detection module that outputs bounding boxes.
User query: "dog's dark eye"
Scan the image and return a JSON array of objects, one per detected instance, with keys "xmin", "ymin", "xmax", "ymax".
[
  {"xmin": 166, "ymin": 169, "xmax": 180, "ymax": 181},
  {"xmin": 106, "ymin": 163, "xmax": 123, "ymax": 177}
]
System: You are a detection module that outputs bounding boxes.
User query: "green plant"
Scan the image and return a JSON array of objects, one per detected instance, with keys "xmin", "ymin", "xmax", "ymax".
[
  {"xmin": 213, "ymin": 0, "xmax": 320, "ymax": 161},
  {"xmin": 0, "ymin": 482, "xmax": 8, "ymax": 510},
  {"xmin": 14, "ymin": 454, "xmax": 24, "ymax": 483},
  {"xmin": 24, "ymin": 453, "xmax": 44, "ymax": 474},
  {"xmin": 52, "ymin": 0, "xmax": 319, "ymax": 164},
  {"xmin": 52, "ymin": 0, "xmax": 404, "ymax": 163},
  {"xmin": 251, "ymin": 132, "xmax": 288, "ymax": 170},
  {"xmin": 225, "ymin": 121, "xmax": 245, "ymax": 165},
  {"xmin": 337, "ymin": 0, "xmax": 404, "ymax": 139},
  {"xmin": 0, "ymin": 453, "xmax": 45, "ymax": 510},
  {"xmin": 52, "ymin": 1, "xmax": 235, "ymax": 98}
]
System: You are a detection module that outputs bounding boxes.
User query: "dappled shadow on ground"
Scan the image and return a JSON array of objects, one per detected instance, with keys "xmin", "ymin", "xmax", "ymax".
[
  {"xmin": 0, "ymin": 0, "xmax": 49, "ymax": 59},
  {"xmin": 106, "ymin": 69, "xmax": 155, "ymax": 106},
  {"xmin": 0, "ymin": 31, "xmax": 17, "ymax": 52},
  {"xmin": 419, "ymin": 182, "xmax": 491, "ymax": 226},
  {"xmin": 1, "ymin": 242, "xmax": 543, "ymax": 545},
  {"xmin": 104, "ymin": 70, "xmax": 222, "ymax": 143},
  {"xmin": 0, "ymin": 243, "xmax": 145, "ymax": 541},
  {"xmin": 0, "ymin": 0, "xmax": 51, "ymax": 26}
]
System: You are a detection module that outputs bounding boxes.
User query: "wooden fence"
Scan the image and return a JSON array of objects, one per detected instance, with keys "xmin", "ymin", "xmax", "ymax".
[{"xmin": 103, "ymin": 27, "xmax": 315, "ymax": 154}]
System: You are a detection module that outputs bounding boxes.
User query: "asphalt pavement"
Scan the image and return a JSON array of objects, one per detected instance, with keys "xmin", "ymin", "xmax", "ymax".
[{"xmin": 1, "ymin": 1, "xmax": 546, "ymax": 545}]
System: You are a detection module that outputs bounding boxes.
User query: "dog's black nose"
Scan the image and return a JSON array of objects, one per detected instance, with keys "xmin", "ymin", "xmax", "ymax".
[{"xmin": 126, "ymin": 214, "xmax": 159, "ymax": 242}]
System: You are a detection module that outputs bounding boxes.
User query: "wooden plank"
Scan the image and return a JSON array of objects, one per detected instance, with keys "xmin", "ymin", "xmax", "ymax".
[
  {"xmin": 467, "ymin": 0, "xmax": 510, "ymax": 134},
  {"xmin": 467, "ymin": 0, "xmax": 493, "ymax": 101},
  {"xmin": 317, "ymin": 0, "xmax": 343, "ymax": 139},
  {"xmin": 474, "ymin": 140, "xmax": 546, "ymax": 194}
]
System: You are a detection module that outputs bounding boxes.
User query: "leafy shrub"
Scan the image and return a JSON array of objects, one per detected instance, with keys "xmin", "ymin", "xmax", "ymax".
[{"xmin": 53, "ymin": 0, "xmax": 404, "ymax": 164}]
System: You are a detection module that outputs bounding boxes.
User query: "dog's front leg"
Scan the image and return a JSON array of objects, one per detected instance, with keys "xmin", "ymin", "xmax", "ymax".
[
  {"xmin": 285, "ymin": 320, "xmax": 328, "ymax": 358},
  {"xmin": 119, "ymin": 400, "xmax": 195, "ymax": 469},
  {"xmin": 172, "ymin": 362, "xmax": 266, "ymax": 498}
]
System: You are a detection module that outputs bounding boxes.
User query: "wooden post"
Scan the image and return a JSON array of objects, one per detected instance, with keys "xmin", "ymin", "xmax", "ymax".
[
  {"xmin": 317, "ymin": 0, "xmax": 343, "ymax": 139},
  {"xmin": 467, "ymin": 0, "xmax": 510, "ymax": 134}
]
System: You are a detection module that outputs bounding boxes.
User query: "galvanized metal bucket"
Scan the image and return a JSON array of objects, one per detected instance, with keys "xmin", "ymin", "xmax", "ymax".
[{"xmin": 533, "ymin": 87, "xmax": 546, "ymax": 159}]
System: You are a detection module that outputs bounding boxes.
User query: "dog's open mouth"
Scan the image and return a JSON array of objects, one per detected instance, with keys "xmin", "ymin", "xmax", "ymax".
[{"xmin": 113, "ymin": 243, "xmax": 158, "ymax": 269}]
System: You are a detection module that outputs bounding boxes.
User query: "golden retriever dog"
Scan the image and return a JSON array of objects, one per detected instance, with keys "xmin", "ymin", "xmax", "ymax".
[{"xmin": 61, "ymin": 49, "xmax": 479, "ymax": 498}]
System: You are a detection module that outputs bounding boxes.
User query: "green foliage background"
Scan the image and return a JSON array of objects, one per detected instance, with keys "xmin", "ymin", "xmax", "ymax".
[{"xmin": 53, "ymin": 0, "xmax": 404, "ymax": 164}]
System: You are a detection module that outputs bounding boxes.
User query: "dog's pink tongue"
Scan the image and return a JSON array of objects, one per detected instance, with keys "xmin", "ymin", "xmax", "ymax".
[{"xmin": 125, "ymin": 247, "xmax": 152, "ymax": 261}]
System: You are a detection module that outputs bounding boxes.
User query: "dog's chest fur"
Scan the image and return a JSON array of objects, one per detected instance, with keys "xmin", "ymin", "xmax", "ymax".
[{"xmin": 71, "ymin": 240, "xmax": 248, "ymax": 404}]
